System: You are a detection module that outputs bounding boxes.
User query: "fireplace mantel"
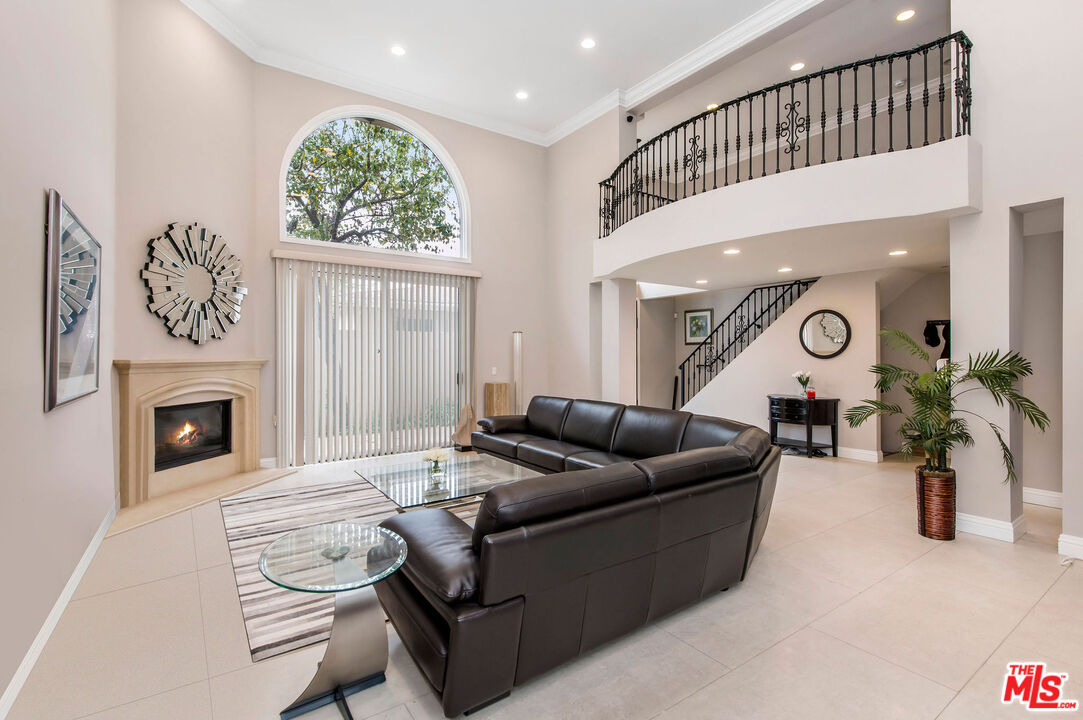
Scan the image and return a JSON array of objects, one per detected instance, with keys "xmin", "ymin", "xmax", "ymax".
[{"xmin": 115, "ymin": 359, "xmax": 268, "ymax": 507}]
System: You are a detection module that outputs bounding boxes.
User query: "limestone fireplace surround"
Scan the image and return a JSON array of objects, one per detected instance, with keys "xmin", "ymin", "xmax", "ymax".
[{"xmin": 115, "ymin": 358, "xmax": 267, "ymax": 508}]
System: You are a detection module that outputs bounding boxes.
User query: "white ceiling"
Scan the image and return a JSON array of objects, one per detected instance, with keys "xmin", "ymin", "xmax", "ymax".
[
  {"xmin": 179, "ymin": 0, "xmax": 835, "ymax": 145},
  {"xmin": 618, "ymin": 215, "xmax": 950, "ymax": 295}
]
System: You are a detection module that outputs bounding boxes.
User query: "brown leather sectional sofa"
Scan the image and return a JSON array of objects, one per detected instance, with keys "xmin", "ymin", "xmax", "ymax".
[{"xmin": 374, "ymin": 396, "xmax": 780, "ymax": 717}]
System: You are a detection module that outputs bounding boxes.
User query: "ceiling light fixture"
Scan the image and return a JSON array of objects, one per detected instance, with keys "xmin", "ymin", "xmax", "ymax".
[
  {"xmin": 778, "ymin": 267, "xmax": 793, "ymax": 273},
  {"xmin": 515, "ymin": 90, "xmax": 529, "ymax": 100},
  {"xmin": 790, "ymin": 62, "xmax": 806, "ymax": 72},
  {"xmin": 695, "ymin": 279, "xmax": 709, "ymax": 284},
  {"xmin": 896, "ymin": 9, "xmax": 916, "ymax": 21},
  {"xmin": 723, "ymin": 248, "xmax": 740, "ymax": 255},
  {"xmin": 580, "ymin": 38, "xmax": 596, "ymax": 49},
  {"xmin": 889, "ymin": 249, "xmax": 909, "ymax": 256},
  {"xmin": 390, "ymin": 45, "xmax": 406, "ymax": 56},
  {"xmin": 706, "ymin": 103, "xmax": 720, "ymax": 111}
]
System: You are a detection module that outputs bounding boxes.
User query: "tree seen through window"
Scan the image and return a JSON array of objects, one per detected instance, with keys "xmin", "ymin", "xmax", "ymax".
[{"xmin": 286, "ymin": 117, "xmax": 462, "ymax": 256}]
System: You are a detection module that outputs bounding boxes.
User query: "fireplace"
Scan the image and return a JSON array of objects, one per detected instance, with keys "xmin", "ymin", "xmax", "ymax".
[{"xmin": 154, "ymin": 399, "xmax": 232, "ymax": 471}]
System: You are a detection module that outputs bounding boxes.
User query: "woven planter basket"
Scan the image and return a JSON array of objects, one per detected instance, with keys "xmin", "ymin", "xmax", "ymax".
[{"xmin": 915, "ymin": 466, "xmax": 956, "ymax": 540}]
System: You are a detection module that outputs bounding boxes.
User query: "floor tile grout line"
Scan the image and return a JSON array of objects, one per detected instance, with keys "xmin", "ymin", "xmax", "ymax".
[
  {"xmin": 193, "ymin": 511, "xmax": 214, "ymax": 682},
  {"xmin": 932, "ymin": 563, "xmax": 1071, "ymax": 720},
  {"xmin": 70, "ymin": 567, "xmax": 203, "ymax": 603},
  {"xmin": 69, "ymin": 679, "xmax": 210, "ymax": 720},
  {"xmin": 809, "ymin": 626, "xmax": 958, "ymax": 695}
]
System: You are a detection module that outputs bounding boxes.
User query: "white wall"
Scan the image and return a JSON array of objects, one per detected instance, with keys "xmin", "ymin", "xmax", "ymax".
[
  {"xmin": 1021, "ymin": 232, "xmax": 1063, "ymax": 495},
  {"xmin": 948, "ymin": 0, "xmax": 1082, "ymax": 545},
  {"xmin": 637, "ymin": 296, "xmax": 675, "ymax": 408},
  {"xmin": 683, "ymin": 269, "xmax": 897, "ymax": 460},
  {"xmin": 544, "ymin": 111, "xmax": 626, "ymax": 400},
  {"xmin": 879, "ymin": 272, "xmax": 950, "ymax": 453},
  {"xmin": 0, "ymin": 0, "xmax": 118, "ymax": 703},
  {"xmin": 114, "ymin": 0, "xmax": 552, "ymax": 457}
]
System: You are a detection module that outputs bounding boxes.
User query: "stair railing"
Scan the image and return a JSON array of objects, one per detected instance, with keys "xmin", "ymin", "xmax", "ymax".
[
  {"xmin": 600, "ymin": 31, "xmax": 973, "ymax": 238},
  {"xmin": 677, "ymin": 278, "xmax": 817, "ymax": 407}
]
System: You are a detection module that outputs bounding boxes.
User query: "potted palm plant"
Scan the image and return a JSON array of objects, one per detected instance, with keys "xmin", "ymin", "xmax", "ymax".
[{"xmin": 845, "ymin": 328, "xmax": 1049, "ymax": 540}]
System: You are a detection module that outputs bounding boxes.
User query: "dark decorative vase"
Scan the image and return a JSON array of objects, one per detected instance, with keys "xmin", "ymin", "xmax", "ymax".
[{"xmin": 915, "ymin": 466, "xmax": 956, "ymax": 540}]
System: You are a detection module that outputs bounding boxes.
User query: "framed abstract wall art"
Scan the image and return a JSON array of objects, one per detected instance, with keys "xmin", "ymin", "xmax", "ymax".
[{"xmin": 45, "ymin": 189, "xmax": 101, "ymax": 410}]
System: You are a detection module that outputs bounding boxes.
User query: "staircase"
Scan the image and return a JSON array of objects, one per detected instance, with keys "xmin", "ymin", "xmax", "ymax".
[{"xmin": 676, "ymin": 278, "xmax": 817, "ymax": 408}]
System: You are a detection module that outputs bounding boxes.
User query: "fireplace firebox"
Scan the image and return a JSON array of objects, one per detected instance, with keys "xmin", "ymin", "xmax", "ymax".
[{"xmin": 154, "ymin": 399, "xmax": 232, "ymax": 471}]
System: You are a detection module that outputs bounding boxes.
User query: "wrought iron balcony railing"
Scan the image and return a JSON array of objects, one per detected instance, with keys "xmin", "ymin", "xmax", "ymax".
[{"xmin": 599, "ymin": 31, "xmax": 972, "ymax": 238}]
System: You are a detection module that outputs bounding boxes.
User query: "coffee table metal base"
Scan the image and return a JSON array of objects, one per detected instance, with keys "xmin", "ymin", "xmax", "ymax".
[{"xmin": 280, "ymin": 584, "xmax": 388, "ymax": 720}]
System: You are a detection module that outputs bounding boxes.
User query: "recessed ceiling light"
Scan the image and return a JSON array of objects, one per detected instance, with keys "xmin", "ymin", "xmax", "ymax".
[
  {"xmin": 580, "ymin": 38, "xmax": 596, "ymax": 49},
  {"xmin": 896, "ymin": 9, "xmax": 916, "ymax": 21},
  {"xmin": 706, "ymin": 103, "xmax": 720, "ymax": 111},
  {"xmin": 723, "ymin": 248, "xmax": 741, "ymax": 255},
  {"xmin": 889, "ymin": 249, "xmax": 909, "ymax": 256},
  {"xmin": 515, "ymin": 90, "xmax": 529, "ymax": 100},
  {"xmin": 894, "ymin": 79, "xmax": 905, "ymax": 88},
  {"xmin": 778, "ymin": 267, "xmax": 793, "ymax": 273},
  {"xmin": 390, "ymin": 45, "xmax": 406, "ymax": 56},
  {"xmin": 790, "ymin": 62, "xmax": 806, "ymax": 72},
  {"xmin": 695, "ymin": 279, "xmax": 709, "ymax": 284}
]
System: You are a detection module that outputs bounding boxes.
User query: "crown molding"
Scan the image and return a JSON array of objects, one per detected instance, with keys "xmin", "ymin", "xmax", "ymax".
[
  {"xmin": 178, "ymin": 0, "xmax": 821, "ymax": 148},
  {"xmin": 542, "ymin": 90, "xmax": 626, "ymax": 146},
  {"xmin": 623, "ymin": 0, "xmax": 824, "ymax": 109}
]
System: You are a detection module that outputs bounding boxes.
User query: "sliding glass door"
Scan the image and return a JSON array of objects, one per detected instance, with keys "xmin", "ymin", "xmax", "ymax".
[{"xmin": 275, "ymin": 257, "xmax": 476, "ymax": 465}]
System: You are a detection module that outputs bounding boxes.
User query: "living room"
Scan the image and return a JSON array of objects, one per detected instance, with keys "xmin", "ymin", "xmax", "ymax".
[{"xmin": 2, "ymin": 0, "xmax": 1081, "ymax": 719}]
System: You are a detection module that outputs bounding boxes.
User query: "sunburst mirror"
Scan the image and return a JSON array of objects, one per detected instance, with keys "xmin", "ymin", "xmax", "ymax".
[{"xmin": 141, "ymin": 222, "xmax": 247, "ymax": 345}]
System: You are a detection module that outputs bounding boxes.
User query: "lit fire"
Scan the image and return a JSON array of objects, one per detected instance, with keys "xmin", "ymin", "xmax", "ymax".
[{"xmin": 176, "ymin": 421, "xmax": 201, "ymax": 446}]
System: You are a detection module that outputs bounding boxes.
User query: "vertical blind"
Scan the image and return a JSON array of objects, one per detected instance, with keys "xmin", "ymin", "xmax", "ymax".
[{"xmin": 275, "ymin": 257, "xmax": 476, "ymax": 465}]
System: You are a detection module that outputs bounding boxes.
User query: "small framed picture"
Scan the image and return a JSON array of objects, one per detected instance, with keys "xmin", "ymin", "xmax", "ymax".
[
  {"xmin": 45, "ymin": 189, "xmax": 102, "ymax": 410},
  {"xmin": 684, "ymin": 308, "xmax": 713, "ymax": 345}
]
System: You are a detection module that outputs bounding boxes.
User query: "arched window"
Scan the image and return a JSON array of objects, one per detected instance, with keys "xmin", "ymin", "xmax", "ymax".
[{"xmin": 284, "ymin": 115, "xmax": 466, "ymax": 259}]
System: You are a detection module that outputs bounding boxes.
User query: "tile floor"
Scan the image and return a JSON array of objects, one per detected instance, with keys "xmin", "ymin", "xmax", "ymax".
[{"xmin": 8, "ymin": 455, "xmax": 1078, "ymax": 720}]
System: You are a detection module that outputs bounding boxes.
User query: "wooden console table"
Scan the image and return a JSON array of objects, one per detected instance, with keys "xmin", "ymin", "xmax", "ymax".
[{"xmin": 767, "ymin": 394, "xmax": 840, "ymax": 458}]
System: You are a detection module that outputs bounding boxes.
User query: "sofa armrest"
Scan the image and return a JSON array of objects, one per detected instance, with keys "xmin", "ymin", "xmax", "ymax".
[
  {"xmin": 477, "ymin": 414, "xmax": 528, "ymax": 434},
  {"xmin": 379, "ymin": 509, "xmax": 480, "ymax": 604}
]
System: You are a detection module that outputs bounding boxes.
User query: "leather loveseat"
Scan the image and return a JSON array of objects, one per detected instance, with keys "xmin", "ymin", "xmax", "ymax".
[{"xmin": 373, "ymin": 396, "xmax": 780, "ymax": 717}]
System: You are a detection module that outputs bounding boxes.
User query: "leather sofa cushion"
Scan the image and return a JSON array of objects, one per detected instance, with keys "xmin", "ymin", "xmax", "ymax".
[
  {"xmin": 477, "ymin": 415, "xmax": 528, "ymax": 434},
  {"xmin": 679, "ymin": 415, "xmax": 750, "ymax": 451},
  {"xmin": 517, "ymin": 439, "xmax": 591, "ymax": 472},
  {"xmin": 472, "ymin": 462, "xmax": 650, "ymax": 552},
  {"xmin": 525, "ymin": 396, "xmax": 573, "ymax": 439},
  {"xmin": 375, "ymin": 573, "xmax": 449, "ymax": 691},
  {"xmin": 612, "ymin": 406, "xmax": 691, "ymax": 458},
  {"xmin": 634, "ymin": 446, "xmax": 753, "ymax": 492},
  {"xmin": 730, "ymin": 427, "xmax": 772, "ymax": 465},
  {"xmin": 380, "ymin": 509, "xmax": 480, "ymax": 603},
  {"xmin": 559, "ymin": 400, "xmax": 625, "ymax": 450},
  {"xmin": 564, "ymin": 450, "xmax": 632, "ymax": 471},
  {"xmin": 472, "ymin": 430, "xmax": 534, "ymax": 459}
]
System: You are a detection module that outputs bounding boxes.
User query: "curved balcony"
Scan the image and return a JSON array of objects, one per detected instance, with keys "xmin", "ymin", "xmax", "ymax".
[{"xmin": 597, "ymin": 32, "xmax": 973, "ymax": 239}]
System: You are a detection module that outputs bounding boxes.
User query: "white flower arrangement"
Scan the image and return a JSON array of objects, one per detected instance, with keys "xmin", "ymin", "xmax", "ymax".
[
  {"xmin": 792, "ymin": 371, "xmax": 811, "ymax": 390},
  {"xmin": 421, "ymin": 448, "xmax": 449, "ymax": 464}
]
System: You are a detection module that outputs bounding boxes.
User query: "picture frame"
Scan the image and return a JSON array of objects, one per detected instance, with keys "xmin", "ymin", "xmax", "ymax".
[
  {"xmin": 684, "ymin": 308, "xmax": 713, "ymax": 345},
  {"xmin": 45, "ymin": 189, "xmax": 102, "ymax": 410}
]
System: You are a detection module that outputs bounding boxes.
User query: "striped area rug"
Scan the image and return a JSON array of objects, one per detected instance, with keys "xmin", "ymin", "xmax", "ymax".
[{"xmin": 220, "ymin": 479, "xmax": 477, "ymax": 662}]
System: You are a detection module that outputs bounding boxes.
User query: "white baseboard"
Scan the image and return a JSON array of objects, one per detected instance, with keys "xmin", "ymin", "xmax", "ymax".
[
  {"xmin": 956, "ymin": 511, "xmax": 1026, "ymax": 542},
  {"xmin": 1022, "ymin": 487, "xmax": 1063, "ymax": 509},
  {"xmin": 1058, "ymin": 534, "xmax": 1083, "ymax": 560},
  {"xmin": 0, "ymin": 495, "xmax": 118, "ymax": 720},
  {"xmin": 259, "ymin": 456, "xmax": 277, "ymax": 469},
  {"xmin": 837, "ymin": 447, "xmax": 883, "ymax": 463}
]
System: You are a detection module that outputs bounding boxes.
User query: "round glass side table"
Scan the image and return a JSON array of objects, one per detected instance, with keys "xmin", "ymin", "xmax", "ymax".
[{"xmin": 259, "ymin": 522, "xmax": 407, "ymax": 720}]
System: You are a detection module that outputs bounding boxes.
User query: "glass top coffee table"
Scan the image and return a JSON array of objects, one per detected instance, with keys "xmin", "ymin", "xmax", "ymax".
[
  {"xmin": 355, "ymin": 451, "xmax": 541, "ymax": 510},
  {"xmin": 259, "ymin": 522, "xmax": 407, "ymax": 720}
]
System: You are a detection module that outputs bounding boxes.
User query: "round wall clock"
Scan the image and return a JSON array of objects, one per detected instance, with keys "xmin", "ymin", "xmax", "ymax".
[{"xmin": 140, "ymin": 222, "xmax": 247, "ymax": 345}]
